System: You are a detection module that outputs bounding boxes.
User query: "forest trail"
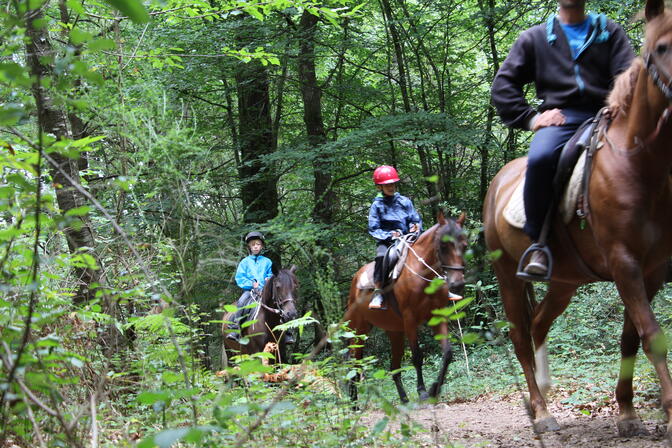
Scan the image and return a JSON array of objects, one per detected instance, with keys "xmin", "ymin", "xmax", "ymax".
[{"xmin": 364, "ymin": 394, "xmax": 668, "ymax": 447}]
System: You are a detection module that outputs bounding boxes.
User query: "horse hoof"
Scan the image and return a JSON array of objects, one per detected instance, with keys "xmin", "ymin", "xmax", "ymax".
[
  {"xmin": 419, "ymin": 391, "xmax": 429, "ymax": 401},
  {"xmin": 429, "ymin": 382, "xmax": 441, "ymax": 398},
  {"xmin": 617, "ymin": 418, "xmax": 649, "ymax": 437},
  {"xmin": 534, "ymin": 417, "xmax": 560, "ymax": 433}
]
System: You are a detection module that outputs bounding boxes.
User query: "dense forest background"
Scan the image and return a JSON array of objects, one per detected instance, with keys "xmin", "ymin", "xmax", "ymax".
[{"xmin": 2, "ymin": 0, "xmax": 669, "ymax": 446}]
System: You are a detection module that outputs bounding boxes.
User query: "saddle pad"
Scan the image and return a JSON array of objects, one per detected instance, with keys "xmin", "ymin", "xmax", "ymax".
[
  {"xmin": 503, "ymin": 151, "xmax": 586, "ymax": 229},
  {"xmin": 356, "ymin": 262, "xmax": 376, "ymax": 290}
]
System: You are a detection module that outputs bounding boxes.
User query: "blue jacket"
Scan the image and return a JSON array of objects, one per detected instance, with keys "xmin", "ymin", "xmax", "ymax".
[
  {"xmin": 368, "ymin": 192, "xmax": 422, "ymax": 242},
  {"xmin": 235, "ymin": 254, "xmax": 273, "ymax": 291}
]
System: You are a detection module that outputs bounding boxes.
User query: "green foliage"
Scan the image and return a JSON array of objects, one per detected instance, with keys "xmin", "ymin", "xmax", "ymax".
[{"xmin": 0, "ymin": 0, "xmax": 665, "ymax": 445}]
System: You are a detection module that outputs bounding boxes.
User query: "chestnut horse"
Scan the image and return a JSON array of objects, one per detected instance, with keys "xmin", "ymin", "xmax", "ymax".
[
  {"xmin": 221, "ymin": 266, "xmax": 299, "ymax": 367},
  {"xmin": 342, "ymin": 212, "xmax": 466, "ymax": 402},
  {"xmin": 484, "ymin": 0, "xmax": 672, "ymax": 437}
]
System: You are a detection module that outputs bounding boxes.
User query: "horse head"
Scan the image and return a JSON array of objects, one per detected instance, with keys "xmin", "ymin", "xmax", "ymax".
[
  {"xmin": 434, "ymin": 211, "xmax": 467, "ymax": 297},
  {"xmin": 643, "ymin": 0, "xmax": 672, "ymax": 106},
  {"xmin": 262, "ymin": 264, "xmax": 299, "ymax": 323}
]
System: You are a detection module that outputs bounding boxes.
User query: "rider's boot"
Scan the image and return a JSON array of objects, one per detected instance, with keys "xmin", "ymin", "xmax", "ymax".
[
  {"xmin": 369, "ymin": 284, "xmax": 387, "ymax": 310},
  {"xmin": 523, "ymin": 249, "xmax": 548, "ymax": 276},
  {"xmin": 226, "ymin": 326, "xmax": 240, "ymax": 341},
  {"xmin": 283, "ymin": 331, "xmax": 295, "ymax": 345}
]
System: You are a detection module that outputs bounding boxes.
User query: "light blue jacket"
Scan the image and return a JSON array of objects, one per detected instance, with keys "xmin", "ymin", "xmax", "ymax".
[
  {"xmin": 368, "ymin": 192, "xmax": 422, "ymax": 242},
  {"xmin": 235, "ymin": 254, "xmax": 273, "ymax": 291}
]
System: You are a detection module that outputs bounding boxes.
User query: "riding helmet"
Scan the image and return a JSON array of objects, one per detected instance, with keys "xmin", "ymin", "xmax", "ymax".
[
  {"xmin": 244, "ymin": 231, "xmax": 265, "ymax": 244},
  {"xmin": 373, "ymin": 165, "xmax": 400, "ymax": 185}
]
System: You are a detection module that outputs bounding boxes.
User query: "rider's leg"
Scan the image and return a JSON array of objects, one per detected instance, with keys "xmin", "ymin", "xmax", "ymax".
[
  {"xmin": 522, "ymin": 109, "xmax": 593, "ymax": 275},
  {"xmin": 226, "ymin": 291, "xmax": 252, "ymax": 340},
  {"xmin": 369, "ymin": 243, "xmax": 390, "ymax": 309}
]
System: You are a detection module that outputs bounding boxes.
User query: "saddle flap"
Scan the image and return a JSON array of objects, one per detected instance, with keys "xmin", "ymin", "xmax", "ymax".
[{"xmin": 554, "ymin": 117, "xmax": 597, "ymax": 188}]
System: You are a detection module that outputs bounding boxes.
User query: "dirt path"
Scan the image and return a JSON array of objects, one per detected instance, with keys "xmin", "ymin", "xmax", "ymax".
[{"xmin": 364, "ymin": 395, "xmax": 669, "ymax": 447}]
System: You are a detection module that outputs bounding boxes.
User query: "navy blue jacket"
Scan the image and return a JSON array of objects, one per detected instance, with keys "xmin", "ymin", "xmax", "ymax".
[
  {"xmin": 368, "ymin": 192, "xmax": 422, "ymax": 243},
  {"xmin": 491, "ymin": 13, "xmax": 634, "ymax": 129},
  {"xmin": 235, "ymin": 254, "xmax": 273, "ymax": 291}
]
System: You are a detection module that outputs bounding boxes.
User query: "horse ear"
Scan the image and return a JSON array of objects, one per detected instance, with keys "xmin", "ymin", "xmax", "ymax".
[
  {"xmin": 646, "ymin": 0, "xmax": 664, "ymax": 21},
  {"xmin": 437, "ymin": 209, "xmax": 447, "ymax": 225},
  {"xmin": 456, "ymin": 212, "xmax": 466, "ymax": 227},
  {"xmin": 289, "ymin": 264, "xmax": 297, "ymax": 273}
]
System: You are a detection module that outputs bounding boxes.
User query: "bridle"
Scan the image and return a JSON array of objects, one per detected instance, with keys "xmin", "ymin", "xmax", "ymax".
[
  {"xmin": 645, "ymin": 47, "xmax": 672, "ymax": 102},
  {"xmin": 603, "ymin": 50, "xmax": 672, "ymax": 155},
  {"xmin": 400, "ymin": 225, "xmax": 465, "ymax": 283},
  {"xmin": 259, "ymin": 276, "xmax": 296, "ymax": 321}
]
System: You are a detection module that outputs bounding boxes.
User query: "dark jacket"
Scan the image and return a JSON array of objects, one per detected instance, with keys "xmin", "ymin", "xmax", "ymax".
[
  {"xmin": 368, "ymin": 192, "xmax": 422, "ymax": 242},
  {"xmin": 491, "ymin": 13, "xmax": 634, "ymax": 129}
]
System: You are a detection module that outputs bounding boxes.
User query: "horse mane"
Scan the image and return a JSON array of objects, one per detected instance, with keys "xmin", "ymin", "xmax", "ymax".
[
  {"xmin": 607, "ymin": 58, "xmax": 643, "ymax": 117},
  {"xmin": 607, "ymin": 10, "xmax": 672, "ymax": 116},
  {"xmin": 261, "ymin": 274, "xmax": 275, "ymax": 304}
]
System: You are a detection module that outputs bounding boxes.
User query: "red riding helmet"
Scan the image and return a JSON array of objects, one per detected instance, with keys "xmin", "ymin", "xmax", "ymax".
[{"xmin": 373, "ymin": 165, "xmax": 400, "ymax": 185}]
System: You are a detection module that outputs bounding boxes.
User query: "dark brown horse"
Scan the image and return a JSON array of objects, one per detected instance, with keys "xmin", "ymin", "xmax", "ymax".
[
  {"xmin": 484, "ymin": 0, "xmax": 672, "ymax": 437},
  {"xmin": 222, "ymin": 266, "xmax": 299, "ymax": 367},
  {"xmin": 342, "ymin": 212, "xmax": 467, "ymax": 402}
]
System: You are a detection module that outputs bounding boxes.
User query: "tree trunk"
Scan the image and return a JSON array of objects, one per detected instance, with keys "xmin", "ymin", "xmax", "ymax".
[
  {"xmin": 298, "ymin": 11, "xmax": 336, "ymax": 225},
  {"xmin": 234, "ymin": 21, "xmax": 279, "ymax": 225},
  {"xmin": 477, "ymin": 0, "xmax": 502, "ymax": 210},
  {"xmin": 24, "ymin": 7, "xmax": 125, "ymax": 352}
]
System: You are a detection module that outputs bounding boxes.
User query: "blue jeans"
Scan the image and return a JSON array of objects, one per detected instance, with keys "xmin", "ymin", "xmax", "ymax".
[{"xmin": 523, "ymin": 109, "xmax": 594, "ymax": 241}]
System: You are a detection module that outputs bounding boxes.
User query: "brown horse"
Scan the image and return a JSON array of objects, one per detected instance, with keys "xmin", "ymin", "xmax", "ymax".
[
  {"xmin": 222, "ymin": 266, "xmax": 299, "ymax": 367},
  {"xmin": 484, "ymin": 0, "xmax": 672, "ymax": 437},
  {"xmin": 342, "ymin": 212, "xmax": 467, "ymax": 402}
]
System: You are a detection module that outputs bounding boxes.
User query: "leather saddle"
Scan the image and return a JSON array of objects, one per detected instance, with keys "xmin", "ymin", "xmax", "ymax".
[{"xmin": 516, "ymin": 112, "xmax": 603, "ymax": 282}]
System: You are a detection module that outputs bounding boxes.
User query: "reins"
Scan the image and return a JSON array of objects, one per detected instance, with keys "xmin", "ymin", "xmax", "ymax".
[
  {"xmin": 257, "ymin": 278, "xmax": 295, "ymax": 320},
  {"xmin": 398, "ymin": 232, "xmax": 464, "ymax": 283}
]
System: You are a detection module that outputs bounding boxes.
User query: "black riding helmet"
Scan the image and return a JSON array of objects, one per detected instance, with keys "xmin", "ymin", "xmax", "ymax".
[{"xmin": 244, "ymin": 231, "xmax": 265, "ymax": 244}]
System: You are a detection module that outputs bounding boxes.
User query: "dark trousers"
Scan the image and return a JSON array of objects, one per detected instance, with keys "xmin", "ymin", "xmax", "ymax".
[
  {"xmin": 373, "ymin": 241, "xmax": 392, "ymax": 285},
  {"xmin": 228, "ymin": 290, "xmax": 255, "ymax": 328},
  {"xmin": 523, "ymin": 109, "xmax": 595, "ymax": 241}
]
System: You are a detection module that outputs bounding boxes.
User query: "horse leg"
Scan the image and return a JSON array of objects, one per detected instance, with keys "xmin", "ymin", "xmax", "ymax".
[
  {"xmin": 342, "ymin": 306, "xmax": 372, "ymax": 403},
  {"xmin": 405, "ymin": 326, "xmax": 429, "ymax": 401},
  {"xmin": 387, "ymin": 331, "xmax": 409, "ymax": 403},
  {"xmin": 615, "ymin": 262, "xmax": 666, "ymax": 437},
  {"xmin": 611, "ymin": 256, "xmax": 672, "ymax": 437},
  {"xmin": 428, "ymin": 321, "xmax": 453, "ymax": 399},
  {"xmin": 530, "ymin": 281, "xmax": 577, "ymax": 398},
  {"xmin": 494, "ymin": 259, "xmax": 559, "ymax": 432}
]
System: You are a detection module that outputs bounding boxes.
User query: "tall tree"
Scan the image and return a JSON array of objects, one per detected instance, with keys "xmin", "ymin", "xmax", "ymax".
[
  {"xmin": 297, "ymin": 11, "xmax": 336, "ymax": 225},
  {"xmin": 234, "ymin": 19, "xmax": 279, "ymax": 225}
]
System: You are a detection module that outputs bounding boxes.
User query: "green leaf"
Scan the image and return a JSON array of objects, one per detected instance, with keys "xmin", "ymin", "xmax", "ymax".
[
  {"xmin": 424, "ymin": 278, "xmax": 445, "ymax": 295},
  {"xmin": 102, "ymin": 0, "xmax": 150, "ymax": 23},
  {"xmin": 65, "ymin": 206, "xmax": 92, "ymax": 217},
  {"xmin": 70, "ymin": 28, "xmax": 93, "ymax": 44},
  {"xmin": 372, "ymin": 369, "xmax": 386, "ymax": 379},
  {"xmin": 372, "ymin": 417, "xmax": 389, "ymax": 435},
  {"xmin": 137, "ymin": 391, "xmax": 172, "ymax": 405},
  {"xmin": 88, "ymin": 39, "xmax": 116, "ymax": 52},
  {"xmin": 0, "ymin": 105, "xmax": 26, "ymax": 126}
]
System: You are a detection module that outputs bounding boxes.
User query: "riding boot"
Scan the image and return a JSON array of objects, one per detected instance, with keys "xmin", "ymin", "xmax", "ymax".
[
  {"xmin": 369, "ymin": 285, "xmax": 386, "ymax": 310},
  {"xmin": 370, "ymin": 256, "xmax": 387, "ymax": 310},
  {"xmin": 523, "ymin": 249, "xmax": 548, "ymax": 276},
  {"xmin": 283, "ymin": 331, "xmax": 295, "ymax": 345},
  {"xmin": 226, "ymin": 328, "xmax": 240, "ymax": 341}
]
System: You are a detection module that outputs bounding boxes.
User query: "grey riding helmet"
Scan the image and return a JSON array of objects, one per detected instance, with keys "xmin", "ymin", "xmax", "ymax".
[{"xmin": 244, "ymin": 231, "xmax": 265, "ymax": 244}]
